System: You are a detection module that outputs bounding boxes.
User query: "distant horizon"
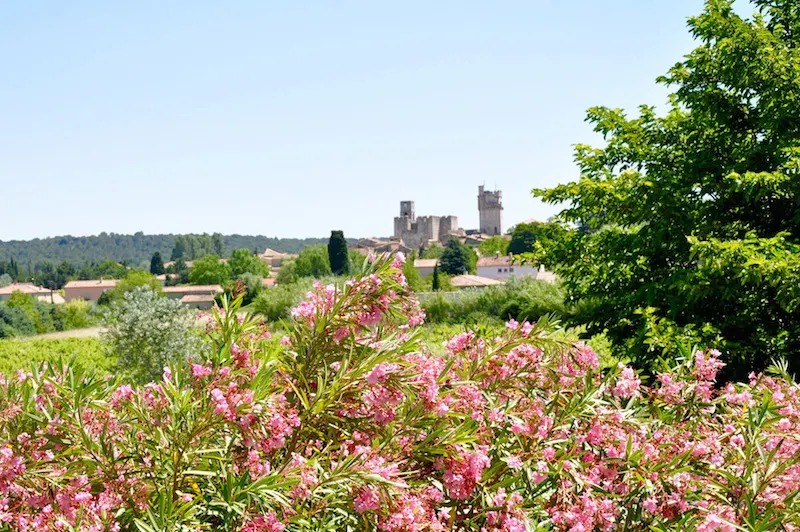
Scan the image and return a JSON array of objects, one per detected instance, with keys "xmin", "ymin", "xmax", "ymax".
[
  {"xmin": 0, "ymin": 215, "xmax": 541, "ymax": 244},
  {"xmin": 0, "ymin": 230, "xmax": 385, "ymax": 243}
]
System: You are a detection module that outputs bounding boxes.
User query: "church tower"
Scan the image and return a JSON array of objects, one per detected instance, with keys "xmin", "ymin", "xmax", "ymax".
[{"xmin": 478, "ymin": 185, "xmax": 503, "ymax": 235}]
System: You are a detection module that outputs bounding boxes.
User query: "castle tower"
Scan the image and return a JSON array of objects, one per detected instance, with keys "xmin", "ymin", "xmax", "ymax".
[
  {"xmin": 478, "ymin": 185, "xmax": 503, "ymax": 236},
  {"xmin": 394, "ymin": 201, "xmax": 416, "ymax": 239},
  {"xmin": 399, "ymin": 201, "xmax": 415, "ymax": 220}
]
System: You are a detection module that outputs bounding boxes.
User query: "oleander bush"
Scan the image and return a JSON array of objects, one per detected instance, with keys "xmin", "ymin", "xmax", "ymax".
[{"xmin": 2, "ymin": 254, "xmax": 800, "ymax": 530}]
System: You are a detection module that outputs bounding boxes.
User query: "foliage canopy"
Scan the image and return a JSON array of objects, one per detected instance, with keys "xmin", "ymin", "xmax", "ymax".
[{"xmin": 534, "ymin": 0, "xmax": 800, "ymax": 379}]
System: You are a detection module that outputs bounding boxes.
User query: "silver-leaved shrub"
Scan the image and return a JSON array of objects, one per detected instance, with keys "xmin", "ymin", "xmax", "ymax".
[{"xmin": 102, "ymin": 285, "xmax": 206, "ymax": 383}]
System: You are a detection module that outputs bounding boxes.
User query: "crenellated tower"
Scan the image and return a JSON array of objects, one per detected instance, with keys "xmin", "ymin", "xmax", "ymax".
[{"xmin": 478, "ymin": 185, "xmax": 503, "ymax": 235}]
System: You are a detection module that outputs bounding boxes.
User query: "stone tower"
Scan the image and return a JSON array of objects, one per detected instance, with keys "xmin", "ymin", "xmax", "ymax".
[{"xmin": 478, "ymin": 185, "xmax": 503, "ymax": 235}]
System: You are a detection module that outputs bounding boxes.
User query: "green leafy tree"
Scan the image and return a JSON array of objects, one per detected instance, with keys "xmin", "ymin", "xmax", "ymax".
[
  {"xmin": 103, "ymin": 271, "xmax": 162, "ymax": 304},
  {"xmin": 327, "ymin": 231, "xmax": 349, "ymax": 276},
  {"xmin": 439, "ymin": 239, "xmax": 472, "ymax": 276},
  {"xmin": 295, "ymin": 245, "xmax": 332, "ymax": 279},
  {"xmin": 534, "ymin": 0, "xmax": 800, "ymax": 379},
  {"xmin": 189, "ymin": 255, "xmax": 232, "ymax": 286},
  {"xmin": 149, "ymin": 252, "xmax": 165, "ymax": 275},
  {"xmin": 508, "ymin": 222, "xmax": 546, "ymax": 255},
  {"xmin": 432, "ymin": 264, "xmax": 441, "ymax": 291},
  {"xmin": 478, "ymin": 236, "xmax": 509, "ymax": 257},
  {"xmin": 102, "ymin": 286, "xmax": 205, "ymax": 383},
  {"xmin": 228, "ymin": 248, "xmax": 268, "ymax": 278},
  {"xmin": 0, "ymin": 274, "xmax": 11, "ymax": 288}
]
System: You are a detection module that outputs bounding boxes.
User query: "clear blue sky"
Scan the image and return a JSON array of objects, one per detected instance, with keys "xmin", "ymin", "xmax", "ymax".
[{"xmin": 0, "ymin": 1, "xmax": 744, "ymax": 240}]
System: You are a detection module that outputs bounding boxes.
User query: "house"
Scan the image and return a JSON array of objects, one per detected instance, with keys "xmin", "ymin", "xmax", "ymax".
[
  {"xmin": 449, "ymin": 275, "xmax": 505, "ymax": 289},
  {"xmin": 64, "ymin": 279, "xmax": 118, "ymax": 302},
  {"xmin": 162, "ymin": 285, "xmax": 223, "ymax": 301},
  {"xmin": 179, "ymin": 294, "xmax": 217, "ymax": 310},
  {"xmin": 413, "ymin": 259, "xmax": 439, "ymax": 278},
  {"xmin": 259, "ymin": 249, "xmax": 297, "ymax": 268},
  {"xmin": 0, "ymin": 283, "xmax": 63, "ymax": 304},
  {"xmin": 476, "ymin": 255, "xmax": 538, "ymax": 280}
]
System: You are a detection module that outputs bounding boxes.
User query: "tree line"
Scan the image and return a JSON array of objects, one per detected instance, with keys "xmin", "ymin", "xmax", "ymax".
[
  {"xmin": 0, "ymin": 232, "xmax": 332, "ymax": 273},
  {"xmin": 0, "ymin": 233, "xmax": 337, "ymax": 289}
]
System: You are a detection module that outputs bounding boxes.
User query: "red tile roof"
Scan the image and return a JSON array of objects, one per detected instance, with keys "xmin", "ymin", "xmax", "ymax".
[
  {"xmin": 163, "ymin": 285, "xmax": 223, "ymax": 294},
  {"xmin": 64, "ymin": 279, "xmax": 118, "ymax": 289},
  {"xmin": 0, "ymin": 283, "xmax": 52, "ymax": 295}
]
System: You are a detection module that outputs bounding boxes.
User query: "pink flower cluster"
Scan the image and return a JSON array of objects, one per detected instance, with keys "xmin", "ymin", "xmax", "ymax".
[{"xmin": 2, "ymin": 253, "xmax": 800, "ymax": 530}]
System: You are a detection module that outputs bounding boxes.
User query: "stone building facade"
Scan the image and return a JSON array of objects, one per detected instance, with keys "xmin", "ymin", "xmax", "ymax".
[
  {"xmin": 393, "ymin": 201, "xmax": 458, "ymax": 249},
  {"xmin": 478, "ymin": 185, "xmax": 503, "ymax": 236}
]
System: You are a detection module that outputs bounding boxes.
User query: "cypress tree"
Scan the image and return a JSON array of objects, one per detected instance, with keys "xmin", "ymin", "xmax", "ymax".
[
  {"xmin": 328, "ymin": 230, "xmax": 349, "ymax": 276},
  {"xmin": 150, "ymin": 252, "xmax": 165, "ymax": 275},
  {"xmin": 432, "ymin": 264, "xmax": 440, "ymax": 291}
]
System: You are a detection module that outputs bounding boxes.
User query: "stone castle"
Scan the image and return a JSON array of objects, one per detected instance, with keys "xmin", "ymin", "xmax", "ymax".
[
  {"xmin": 392, "ymin": 186, "xmax": 503, "ymax": 248},
  {"xmin": 392, "ymin": 201, "xmax": 458, "ymax": 249}
]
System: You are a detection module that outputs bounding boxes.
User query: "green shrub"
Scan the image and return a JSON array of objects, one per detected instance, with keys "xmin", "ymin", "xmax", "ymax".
[
  {"xmin": 57, "ymin": 299, "xmax": 100, "ymax": 330},
  {"xmin": 421, "ymin": 278, "xmax": 568, "ymax": 324},
  {"xmin": 5, "ymin": 292, "xmax": 55, "ymax": 334},
  {"xmin": 250, "ymin": 279, "xmax": 313, "ymax": 322},
  {"xmin": 421, "ymin": 293, "xmax": 456, "ymax": 324},
  {"xmin": 0, "ymin": 304, "xmax": 36, "ymax": 338},
  {"xmin": 0, "ymin": 336, "xmax": 112, "ymax": 375},
  {"xmin": 102, "ymin": 270, "xmax": 162, "ymax": 304}
]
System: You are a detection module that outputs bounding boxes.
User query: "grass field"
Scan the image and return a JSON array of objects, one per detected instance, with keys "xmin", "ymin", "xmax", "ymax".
[{"xmin": 0, "ymin": 336, "xmax": 114, "ymax": 376}]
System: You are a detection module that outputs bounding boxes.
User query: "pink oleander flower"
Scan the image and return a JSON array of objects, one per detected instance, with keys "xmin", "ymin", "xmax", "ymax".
[
  {"xmin": 611, "ymin": 365, "xmax": 641, "ymax": 398},
  {"xmin": 191, "ymin": 363, "xmax": 212, "ymax": 378},
  {"xmin": 354, "ymin": 487, "xmax": 381, "ymax": 513}
]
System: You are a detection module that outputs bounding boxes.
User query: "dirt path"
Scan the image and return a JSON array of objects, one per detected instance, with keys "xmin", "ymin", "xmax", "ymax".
[{"xmin": 30, "ymin": 327, "xmax": 104, "ymax": 340}]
